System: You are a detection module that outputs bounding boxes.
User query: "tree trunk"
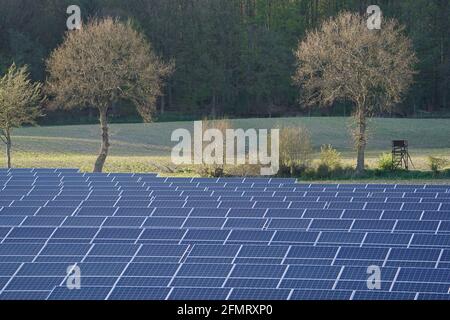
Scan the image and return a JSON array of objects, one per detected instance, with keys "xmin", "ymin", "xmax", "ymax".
[
  {"xmin": 355, "ymin": 109, "xmax": 367, "ymax": 175},
  {"xmin": 5, "ymin": 129, "xmax": 12, "ymax": 169},
  {"xmin": 160, "ymin": 94, "xmax": 165, "ymax": 114},
  {"xmin": 211, "ymin": 94, "xmax": 217, "ymax": 119},
  {"xmin": 93, "ymin": 109, "xmax": 110, "ymax": 173}
]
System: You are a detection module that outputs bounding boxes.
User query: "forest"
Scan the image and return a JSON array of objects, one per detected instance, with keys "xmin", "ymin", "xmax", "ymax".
[{"xmin": 0, "ymin": 0, "xmax": 449, "ymax": 123}]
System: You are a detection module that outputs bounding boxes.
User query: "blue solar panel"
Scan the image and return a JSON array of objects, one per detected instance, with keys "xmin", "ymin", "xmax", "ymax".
[
  {"xmin": 265, "ymin": 209, "xmax": 304, "ymax": 218},
  {"xmin": 232, "ymin": 288, "xmax": 291, "ymax": 300},
  {"xmin": 52, "ymin": 227, "xmax": 99, "ymax": 240},
  {"xmin": 103, "ymin": 217, "xmax": 145, "ymax": 227},
  {"xmin": 364, "ymin": 233, "xmax": 412, "ymax": 246},
  {"xmin": 40, "ymin": 243, "xmax": 90, "ymax": 256},
  {"xmin": 411, "ymin": 234, "xmax": 450, "ymax": 247},
  {"xmin": 169, "ymin": 287, "xmax": 230, "ymax": 300},
  {"xmin": 403, "ymin": 203, "xmax": 441, "ymax": 211},
  {"xmin": 382, "ymin": 210, "xmax": 422, "ymax": 220},
  {"xmin": 1, "ymin": 207, "xmax": 39, "ymax": 216},
  {"xmin": 190, "ymin": 208, "xmax": 228, "ymax": 217},
  {"xmin": 342, "ymin": 209, "xmax": 382, "ymax": 220},
  {"xmin": 227, "ymin": 230, "xmax": 274, "ymax": 243},
  {"xmin": 267, "ymin": 219, "xmax": 310, "ymax": 230},
  {"xmin": 246, "ymin": 248, "xmax": 287, "ymax": 261},
  {"xmin": 288, "ymin": 246, "xmax": 337, "ymax": 259},
  {"xmin": 184, "ymin": 229, "xmax": 230, "ymax": 241},
  {"xmin": 48, "ymin": 286, "xmax": 111, "ymax": 300},
  {"xmin": 395, "ymin": 220, "xmax": 440, "ymax": 233},
  {"xmin": 185, "ymin": 218, "xmax": 226, "ymax": 228},
  {"xmin": 95, "ymin": 228, "xmax": 141, "ymax": 240},
  {"xmin": 22, "ymin": 216, "xmax": 65, "ymax": 226},
  {"xmin": 319, "ymin": 232, "xmax": 365, "ymax": 245},
  {"xmin": 139, "ymin": 229, "xmax": 185, "ymax": 241},
  {"xmin": 309, "ymin": 219, "xmax": 352, "ymax": 231},
  {"xmin": 290, "ymin": 201, "xmax": 327, "ymax": 209},
  {"xmin": 351, "ymin": 220, "xmax": 396, "ymax": 231},
  {"xmin": 37, "ymin": 207, "xmax": 76, "ymax": 216},
  {"xmin": 272, "ymin": 231, "xmax": 319, "ymax": 244},
  {"xmin": 7, "ymin": 227, "xmax": 55, "ymax": 239},
  {"xmin": 77, "ymin": 207, "xmax": 116, "ymax": 216},
  {"xmin": 172, "ymin": 277, "xmax": 226, "ymax": 288},
  {"xmin": 0, "ymin": 170, "xmax": 449, "ymax": 300},
  {"xmin": 109, "ymin": 287, "xmax": 170, "ymax": 300},
  {"xmin": 0, "ymin": 291, "xmax": 51, "ymax": 300},
  {"xmin": 188, "ymin": 244, "xmax": 237, "ymax": 257},
  {"xmin": 143, "ymin": 217, "xmax": 185, "ymax": 228},
  {"xmin": 291, "ymin": 289, "xmax": 352, "ymax": 300},
  {"xmin": 63, "ymin": 217, "xmax": 105, "ymax": 227},
  {"xmin": 5, "ymin": 277, "xmax": 63, "ymax": 291}
]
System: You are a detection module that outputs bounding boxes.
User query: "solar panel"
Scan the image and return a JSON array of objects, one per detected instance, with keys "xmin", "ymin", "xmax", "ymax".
[{"xmin": 0, "ymin": 170, "xmax": 448, "ymax": 300}]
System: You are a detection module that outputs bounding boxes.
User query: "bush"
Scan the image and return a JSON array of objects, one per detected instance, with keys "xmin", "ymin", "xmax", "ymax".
[
  {"xmin": 316, "ymin": 164, "xmax": 330, "ymax": 178},
  {"xmin": 319, "ymin": 145, "xmax": 342, "ymax": 169},
  {"xmin": 196, "ymin": 118, "xmax": 232, "ymax": 177},
  {"xmin": 228, "ymin": 164, "xmax": 262, "ymax": 177},
  {"xmin": 279, "ymin": 126, "xmax": 313, "ymax": 176},
  {"xmin": 444, "ymin": 168, "xmax": 450, "ymax": 178},
  {"xmin": 377, "ymin": 153, "xmax": 393, "ymax": 171},
  {"xmin": 428, "ymin": 156, "xmax": 449, "ymax": 173}
]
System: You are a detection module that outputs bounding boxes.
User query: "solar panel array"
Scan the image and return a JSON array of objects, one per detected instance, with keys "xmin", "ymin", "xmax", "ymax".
[{"xmin": 0, "ymin": 168, "xmax": 449, "ymax": 300}]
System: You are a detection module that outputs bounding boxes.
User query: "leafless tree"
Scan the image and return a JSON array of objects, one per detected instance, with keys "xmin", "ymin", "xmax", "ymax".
[
  {"xmin": 0, "ymin": 63, "xmax": 42, "ymax": 168},
  {"xmin": 46, "ymin": 18, "xmax": 174, "ymax": 172},
  {"xmin": 293, "ymin": 12, "xmax": 417, "ymax": 174}
]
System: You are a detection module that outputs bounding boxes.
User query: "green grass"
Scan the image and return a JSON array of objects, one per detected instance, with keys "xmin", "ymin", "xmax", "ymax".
[{"xmin": 5, "ymin": 117, "xmax": 450, "ymax": 180}]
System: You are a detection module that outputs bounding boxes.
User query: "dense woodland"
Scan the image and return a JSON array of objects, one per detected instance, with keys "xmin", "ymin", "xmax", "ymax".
[{"xmin": 0, "ymin": 0, "xmax": 449, "ymax": 123}]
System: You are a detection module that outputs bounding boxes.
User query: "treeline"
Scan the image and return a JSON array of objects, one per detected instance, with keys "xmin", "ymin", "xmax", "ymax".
[{"xmin": 0, "ymin": 0, "xmax": 449, "ymax": 122}]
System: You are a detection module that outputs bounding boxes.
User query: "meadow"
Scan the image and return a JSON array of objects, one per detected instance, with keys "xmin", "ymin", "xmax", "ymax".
[{"xmin": 6, "ymin": 117, "xmax": 450, "ymax": 179}]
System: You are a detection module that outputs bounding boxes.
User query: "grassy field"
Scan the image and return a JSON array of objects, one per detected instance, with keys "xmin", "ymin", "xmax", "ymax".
[{"xmin": 5, "ymin": 117, "xmax": 450, "ymax": 178}]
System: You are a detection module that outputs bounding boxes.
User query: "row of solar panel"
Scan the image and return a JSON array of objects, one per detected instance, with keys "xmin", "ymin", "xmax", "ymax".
[
  {"xmin": 0, "ymin": 287, "xmax": 448, "ymax": 300},
  {"xmin": 1, "ymin": 262, "xmax": 448, "ymax": 282},
  {"xmin": 0, "ymin": 201, "xmax": 448, "ymax": 211},
  {"xmin": 2, "ymin": 212, "xmax": 450, "ymax": 229},
  {"xmin": 1, "ymin": 228, "xmax": 450, "ymax": 247},
  {"xmin": 0, "ymin": 243, "xmax": 449, "ymax": 266},
  {"xmin": 1, "ymin": 186, "xmax": 449, "ymax": 195},
  {"xmin": 1, "ymin": 195, "xmax": 449, "ymax": 205},
  {"xmin": 0, "ymin": 172, "xmax": 448, "ymax": 192},
  {"xmin": 0, "ymin": 170, "xmax": 447, "ymax": 186},
  {"xmin": 2, "ymin": 221, "xmax": 450, "ymax": 237},
  {"xmin": 0, "ymin": 266, "xmax": 449, "ymax": 296},
  {"xmin": 1, "ymin": 198, "xmax": 450, "ymax": 208},
  {"xmin": 1, "ymin": 213, "xmax": 450, "ymax": 231},
  {"xmin": 2, "ymin": 194, "xmax": 450, "ymax": 201},
  {"xmin": 1, "ymin": 181, "xmax": 449, "ymax": 191}
]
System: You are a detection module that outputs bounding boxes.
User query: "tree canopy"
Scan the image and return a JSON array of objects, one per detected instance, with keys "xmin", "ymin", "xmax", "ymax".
[
  {"xmin": 293, "ymin": 12, "xmax": 416, "ymax": 173},
  {"xmin": 0, "ymin": 0, "xmax": 448, "ymax": 121},
  {"xmin": 46, "ymin": 18, "xmax": 173, "ymax": 172},
  {"xmin": 0, "ymin": 63, "xmax": 42, "ymax": 168}
]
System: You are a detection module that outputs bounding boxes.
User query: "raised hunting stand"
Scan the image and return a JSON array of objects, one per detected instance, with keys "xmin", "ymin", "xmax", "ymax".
[{"xmin": 392, "ymin": 140, "xmax": 414, "ymax": 170}]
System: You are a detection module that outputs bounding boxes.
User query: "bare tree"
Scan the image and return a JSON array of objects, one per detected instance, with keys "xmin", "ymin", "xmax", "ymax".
[
  {"xmin": 46, "ymin": 18, "xmax": 174, "ymax": 172},
  {"xmin": 293, "ymin": 12, "xmax": 417, "ymax": 174},
  {"xmin": 0, "ymin": 63, "xmax": 42, "ymax": 168}
]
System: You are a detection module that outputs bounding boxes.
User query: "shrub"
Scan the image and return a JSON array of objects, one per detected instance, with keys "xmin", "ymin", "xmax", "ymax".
[
  {"xmin": 428, "ymin": 156, "xmax": 449, "ymax": 174},
  {"xmin": 329, "ymin": 164, "xmax": 345, "ymax": 178},
  {"xmin": 377, "ymin": 152, "xmax": 394, "ymax": 171},
  {"xmin": 196, "ymin": 118, "xmax": 232, "ymax": 177},
  {"xmin": 316, "ymin": 164, "xmax": 330, "ymax": 179},
  {"xmin": 319, "ymin": 145, "xmax": 342, "ymax": 169},
  {"xmin": 444, "ymin": 168, "xmax": 450, "ymax": 178},
  {"xmin": 228, "ymin": 164, "xmax": 262, "ymax": 177},
  {"xmin": 279, "ymin": 126, "xmax": 313, "ymax": 176}
]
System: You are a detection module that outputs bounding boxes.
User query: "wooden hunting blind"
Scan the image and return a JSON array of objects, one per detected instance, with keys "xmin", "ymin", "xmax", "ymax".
[{"xmin": 392, "ymin": 140, "xmax": 414, "ymax": 170}]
